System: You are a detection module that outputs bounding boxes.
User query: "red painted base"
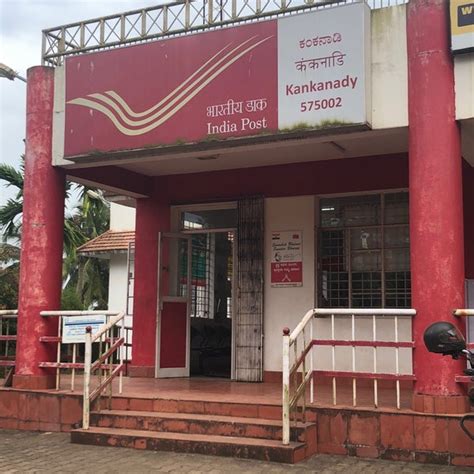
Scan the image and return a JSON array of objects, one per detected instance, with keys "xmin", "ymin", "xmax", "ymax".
[
  {"xmin": 0, "ymin": 389, "xmax": 82, "ymax": 432},
  {"xmin": 128, "ymin": 366, "xmax": 155, "ymax": 378},
  {"xmin": 0, "ymin": 382, "xmax": 473, "ymax": 466},
  {"xmin": 412, "ymin": 393, "xmax": 471, "ymax": 415},
  {"xmin": 12, "ymin": 374, "xmax": 56, "ymax": 390}
]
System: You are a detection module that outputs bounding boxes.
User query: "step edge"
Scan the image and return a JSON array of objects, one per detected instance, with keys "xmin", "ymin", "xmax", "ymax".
[
  {"xmin": 71, "ymin": 427, "xmax": 306, "ymax": 449},
  {"xmin": 91, "ymin": 410, "xmax": 315, "ymax": 428}
]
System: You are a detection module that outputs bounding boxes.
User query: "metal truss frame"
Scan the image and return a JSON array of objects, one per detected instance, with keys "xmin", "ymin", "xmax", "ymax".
[{"xmin": 42, "ymin": 0, "xmax": 407, "ymax": 66}]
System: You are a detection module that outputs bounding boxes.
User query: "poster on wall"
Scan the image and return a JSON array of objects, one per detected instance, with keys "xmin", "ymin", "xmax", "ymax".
[{"xmin": 271, "ymin": 231, "xmax": 303, "ymax": 287}]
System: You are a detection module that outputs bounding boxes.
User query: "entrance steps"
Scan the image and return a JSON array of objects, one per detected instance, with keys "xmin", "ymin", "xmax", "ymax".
[{"xmin": 70, "ymin": 399, "xmax": 317, "ymax": 463}]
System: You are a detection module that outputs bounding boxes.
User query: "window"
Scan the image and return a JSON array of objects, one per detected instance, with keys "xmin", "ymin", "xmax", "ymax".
[
  {"xmin": 318, "ymin": 192, "xmax": 410, "ymax": 308},
  {"xmin": 181, "ymin": 208, "xmax": 237, "ymax": 230}
]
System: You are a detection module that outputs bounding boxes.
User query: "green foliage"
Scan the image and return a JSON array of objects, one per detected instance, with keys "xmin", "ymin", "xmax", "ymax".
[
  {"xmin": 0, "ymin": 155, "xmax": 111, "ymax": 311},
  {"xmin": 0, "ymin": 269, "xmax": 19, "ymax": 309},
  {"xmin": 61, "ymin": 287, "xmax": 85, "ymax": 310},
  {"xmin": 0, "ymin": 243, "xmax": 20, "ymax": 309}
]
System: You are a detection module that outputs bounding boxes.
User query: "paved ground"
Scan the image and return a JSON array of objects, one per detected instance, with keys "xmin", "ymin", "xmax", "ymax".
[{"xmin": 0, "ymin": 430, "xmax": 469, "ymax": 473}]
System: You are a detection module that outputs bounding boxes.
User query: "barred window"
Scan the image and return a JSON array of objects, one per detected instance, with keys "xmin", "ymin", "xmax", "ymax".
[{"xmin": 318, "ymin": 192, "xmax": 410, "ymax": 308}]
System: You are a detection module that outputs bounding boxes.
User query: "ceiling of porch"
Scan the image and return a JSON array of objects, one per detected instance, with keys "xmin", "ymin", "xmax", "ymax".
[{"xmin": 66, "ymin": 127, "xmax": 409, "ymax": 178}]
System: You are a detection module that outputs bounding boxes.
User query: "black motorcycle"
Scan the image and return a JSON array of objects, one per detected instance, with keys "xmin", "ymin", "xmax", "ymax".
[{"xmin": 424, "ymin": 321, "xmax": 474, "ymax": 440}]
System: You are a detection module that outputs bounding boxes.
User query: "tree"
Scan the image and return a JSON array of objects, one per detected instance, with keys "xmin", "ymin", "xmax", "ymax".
[
  {"xmin": 0, "ymin": 243, "xmax": 20, "ymax": 309},
  {"xmin": 0, "ymin": 158, "xmax": 110, "ymax": 310},
  {"xmin": 0, "ymin": 158, "xmax": 84, "ymax": 255},
  {"xmin": 63, "ymin": 189, "xmax": 110, "ymax": 309}
]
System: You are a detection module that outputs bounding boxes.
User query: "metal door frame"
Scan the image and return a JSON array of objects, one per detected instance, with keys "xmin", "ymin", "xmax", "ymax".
[{"xmin": 170, "ymin": 203, "xmax": 237, "ymax": 380}]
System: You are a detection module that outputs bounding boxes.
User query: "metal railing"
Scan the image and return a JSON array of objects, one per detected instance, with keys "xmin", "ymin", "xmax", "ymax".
[
  {"xmin": 42, "ymin": 0, "xmax": 408, "ymax": 66},
  {"xmin": 40, "ymin": 310, "xmax": 124, "ymax": 391},
  {"xmin": 454, "ymin": 308, "xmax": 474, "ymax": 350},
  {"xmin": 40, "ymin": 310, "xmax": 125, "ymax": 430},
  {"xmin": 0, "ymin": 310, "xmax": 17, "ymax": 384},
  {"xmin": 121, "ymin": 324, "xmax": 133, "ymax": 375},
  {"xmin": 83, "ymin": 312, "xmax": 125, "ymax": 429},
  {"xmin": 282, "ymin": 307, "xmax": 416, "ymax": 445},
  {"xmin": 453, "ymin": 309, "xmax": 474, "ymax": 385}
]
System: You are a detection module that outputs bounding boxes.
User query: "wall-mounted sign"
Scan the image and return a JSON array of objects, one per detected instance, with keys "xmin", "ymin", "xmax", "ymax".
[
  {"xmin": 450, "ymin": 0, "xmax": 474, "ymax": 53},
  {"xmin": 271, "ymin": 231, "xmax": 303, "ymax": 287},
  {"xmin": 62, "ymin": 315, "xmax": 106, "ymax": 343},
  {"xmin": 62, "ymin": 3, "xmax": 370, "ymax": 158}
]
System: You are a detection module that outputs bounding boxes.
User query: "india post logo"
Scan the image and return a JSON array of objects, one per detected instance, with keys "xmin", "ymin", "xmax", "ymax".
[{"xmin": 458, "ymin": 2, "xmax": 474, "ymax": 27}]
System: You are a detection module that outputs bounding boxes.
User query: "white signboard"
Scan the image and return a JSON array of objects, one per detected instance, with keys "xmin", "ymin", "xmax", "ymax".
[
  {"xmin": 271, "ymin": 231, "xmax": 303, "ymax": 287},
  {"xmin": 278, "ymin": 3, "xmax": 371, "ymax": 129},
  {"xmin": 62, "ymin": 315, "xmax": 107, "ymax": 343}
]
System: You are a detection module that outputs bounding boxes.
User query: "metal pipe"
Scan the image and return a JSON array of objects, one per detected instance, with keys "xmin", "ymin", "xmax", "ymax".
[
  {"xmin": 83, "ymin": 327, "xmax": 92, "ymax": 430},
  {"xmin": 282, "ymin": 327, "xmax": 291, "ymax": 445}
]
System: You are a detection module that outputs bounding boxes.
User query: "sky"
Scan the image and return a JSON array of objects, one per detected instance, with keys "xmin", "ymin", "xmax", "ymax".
[{"xmin": 0, "ymin": 0, "xmax": 163, "ymax": 207}]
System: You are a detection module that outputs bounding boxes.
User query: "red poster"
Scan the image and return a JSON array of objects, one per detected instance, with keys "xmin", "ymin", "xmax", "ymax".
[{"xmin": 271, "ymin": 231, "xmax": 303, "ymax": 287}]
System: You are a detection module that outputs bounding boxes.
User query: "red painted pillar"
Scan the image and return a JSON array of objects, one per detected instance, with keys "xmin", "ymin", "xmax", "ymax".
[
  {"xmin": 129, "ymin": 195, "xmax": 169, "ymax": 377},
  {"xmin": 408, "ymin": 1, "xmax": 468, "ymax": 412},
  {"xmin": 13, "ymin": 67, "xmax": 65, "ymax": 390}
]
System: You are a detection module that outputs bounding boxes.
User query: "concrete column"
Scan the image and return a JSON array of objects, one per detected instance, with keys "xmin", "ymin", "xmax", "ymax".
[
  {"xmin": 407, "ymin": 1, "xmax": 468, "ymax": 413},
  {"xmin": 13, "ymin": 67, "xmax": 65, "ymax": 390},
  {"xmin": 129, "ymin": 196, "xmax": 169, "ymax": 377}
]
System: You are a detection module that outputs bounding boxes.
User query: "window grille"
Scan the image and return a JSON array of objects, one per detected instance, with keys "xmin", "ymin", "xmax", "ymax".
[
  {"xmin": 319, "ymin": 192, "xmax": 410, "ymax": 308},
  {"xmin": 180, "ymin": 234, "xmax": 214, "ymax": 318}
]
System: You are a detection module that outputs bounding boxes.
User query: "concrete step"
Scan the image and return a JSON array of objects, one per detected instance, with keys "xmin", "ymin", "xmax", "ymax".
[
  {"xmin": 71, "ymin": 426, "xmax": 308, "ymax": 463},
  {"xmin": 108, "ymin": 396, "xmax": 315, "ymax": 422},
  {"xmin": 91, "ymin": 409, "xmax": 315, "ymax": 442}
]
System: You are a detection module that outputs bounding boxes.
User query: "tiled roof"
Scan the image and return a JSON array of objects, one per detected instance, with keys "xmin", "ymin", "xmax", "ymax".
[{"xmin": 77, "ymin": 230, "xmax": 135, "ymax": 255}]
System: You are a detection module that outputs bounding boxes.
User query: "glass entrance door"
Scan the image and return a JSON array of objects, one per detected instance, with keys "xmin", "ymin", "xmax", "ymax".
[{"xmin": 188, "ymin": 231, "xmax": 234, "ymax": 378}]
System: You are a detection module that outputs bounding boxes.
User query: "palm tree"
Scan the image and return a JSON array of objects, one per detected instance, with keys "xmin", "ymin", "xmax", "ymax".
[
  {"xmin": 0, "ymin": 158, "xmax": 84, "ymax": 255},
  {"xmin": 0, "ymin": 157, "xmax": 110, "ymax": 309},
  {"xmin": 0, "ymin": 163, "xmax": 23, "ymax": 240},
  {"xmin": 64, "ymin": 189, "xmax": 110, "ymax": 309}
]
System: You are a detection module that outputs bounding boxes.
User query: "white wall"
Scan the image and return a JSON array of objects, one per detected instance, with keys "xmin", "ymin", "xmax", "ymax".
[
  {"xmin": 264, "ymin": 196, "xmax": 315, "ymax": 372},
  {"xmin": 455, "ymin": 54, "xmax": 474, "ymax": 121},
  {"xmin": 370, "ymin": 5, "xmax": 408, "ymax": 129},
  {"xmin": 108, "ymin": 203, "xmax": 135, "ymax": 356},
  {"xmin": 108, "ymin": 253, "xmax": 133, "ymax": 358},
  {"xmin": 110, "ymin": 202, "xmax": 136, "ymax": 231},
  {"xmin": 108, "ymin": 254, "xmax": 129, "ymax": 313}
]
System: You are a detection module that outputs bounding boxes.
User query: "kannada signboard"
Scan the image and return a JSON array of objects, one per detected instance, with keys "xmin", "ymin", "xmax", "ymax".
[
  {"xmin": 62, "ymin": 3, "xmax": 370, "ymax": 158},
  {"xmin": 271, "ymin": 231, "xmax": 303, "ymax": 287},
  {"xmin": 450, "ymin": 0, "xmax": 474, "ymax": 53},
  {"xmin": 62, "ymin": 315, "xmax": 107, "ymax": 344}
]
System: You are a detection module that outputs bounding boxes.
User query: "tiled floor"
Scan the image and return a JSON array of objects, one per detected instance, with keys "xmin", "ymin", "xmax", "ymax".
[
  {"xmin": 0, "ymin": 430, "xmax": 468, "ymax": 473},
  {"xmin": 50, "ymin": 375, "xmax": 413, "ymax": 411}
]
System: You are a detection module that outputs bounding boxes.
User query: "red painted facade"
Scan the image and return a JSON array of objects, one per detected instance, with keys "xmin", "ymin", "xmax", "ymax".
[
  {"xmin": 129, "ymin": 196, "xmax": 169, "ymax": 376},
  {"xmin": 407, "ymin": 0, "xmax": 466, "ymax": 398},
  {"xmin": 12, "ymin": 2, "xmax": 474, "ymax": 414},
  {"xmin": 160, "ymin": 302, "xmax": 188, "ymax": 369},
  {"xmin": 13, "ymin": 67, "xmax": 65, "ymax": 389}
]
